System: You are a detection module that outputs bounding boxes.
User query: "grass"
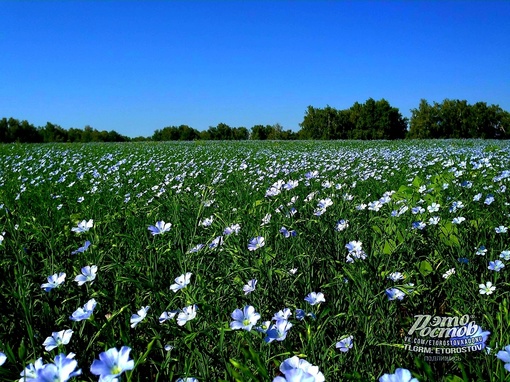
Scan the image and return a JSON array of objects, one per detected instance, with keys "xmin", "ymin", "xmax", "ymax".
[{"xmin": 0, "ymin": 140, "xmax": 509, "ymax": 381}]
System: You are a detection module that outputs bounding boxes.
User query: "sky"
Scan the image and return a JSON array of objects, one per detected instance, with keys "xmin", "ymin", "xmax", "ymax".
[{"xmin": 1, "ymin": 1, "xmax": 509, "ymax": 138}]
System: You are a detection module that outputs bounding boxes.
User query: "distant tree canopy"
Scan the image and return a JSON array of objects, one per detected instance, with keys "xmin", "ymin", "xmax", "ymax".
[
  {"xmin": 2, "ymin": 98, "xmax": 509, "ymax": 143},
  {"xmin": 0, "ymin": 118, "xmax": 130, "ymax": 143},
  {"xmin": 408, "ymin": 99, "xmax": 510, "ymax": 139},
  {"xmin": 298, "ymin": 98, "xmax": 408, "ymax": 140}
]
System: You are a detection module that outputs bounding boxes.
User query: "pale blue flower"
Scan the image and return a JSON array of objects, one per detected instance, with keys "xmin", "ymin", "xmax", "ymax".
[
  {"xmin": 243, "ymin": 279, "xmax": 257, "ymax": 295},
  {"xmin": 489, "ymin": 260, "xmax": 505, "ymax": 272},
  {"xmin": 388, "ymin": 272, "xmax": 404, "ymax": 281},
  {"xmin": 0, "ymin": 352, "xmax": 6, "ymax": 366},
  {"xmin": 336, "ymin": 335, "xmax": 353, "ymax": 352},
  {"xmin": 484, "ymin": 194, "xmax": 495, "ymax": 205},
  {"xmin": 176, "ymin": 378, "xmax": 198, "ymax": 382},
  {"xmin": 71, "ymin": 240, "xmax": 91, "ymax": 255},
  {"xmin": 170, "ymin": 272, "xmax": 192, "ymax": 293},
  {"xmin": 130, "ymin": 306, "xmax": 149, "ymax": 328},
  {"xmin": 497, "ymin": 345, "xmax": 510, "ymax": 372},
  {"xmin": 200, "ymin": 216, "xmax": 213, "ymax": 227},
  {"xmin": 476, "ymin": 245, "xmax": 487, "ymax": 256},
  {"xmin": 148, "ymin": 221, "xmax": 172, "ymax": 235},
  {"xmin": 295, "ymin": 309, "xmax": 315, "ymax": 321},
  {"xmin": 248, "ymin": 236, "xmax": 265, "ymax": 251},
  {"xmin": 386, "ymin": 288, "xmax": 405, "ymax": 301},
  {"xmin": 41, "ymin": 273, "xmax": 66, "ymax": 292},
  {"xmin": 224, "ymin": 224, "xmax": 241, "ymax": 235},
  {"xmin": 496, "ymin": 226, "xmax": 508, "ymax": 233},
  {"xmin": 265, "ymin": 319, "xmax": 293, "ymax": 343},
  {"xmin": 452, "ymin": 217, "xmax": 466, "ymax": 224},
  {"xmin": 428, "ymin": 216, "xmax": 440, "ymax": 225},
  {"xmin": 379, "ymin": 368, "xmax": 418, "ymax": 382},
  {"xmin": 280, "ymin": 227, "xmax": 297, "ymax": 238},
  {"xmin": 304, "ymin": 292, "xmax": 325, "ymax": 305},
  {"xmin": 74, "ymin": 265, "xmax": 97, "ymax": 286},
  {"xmin": 187, "ymin": 244, "xmax": 204, "ymax": 253},
  {"xmin": 412, "ymin": 221, "xmax": 426, "ymax": 230},
  {"xmin": 230, "ymin": 306, "xmax": 261, "ymax": 331},
  {"xmin": 90, "ymin": 346, "xmax": 134, "ymax": 382},
  {"xmin": 71, "ymin": 219, "xmax": 93, "ymax": 233},
  {"xmin": 276, "ymin": 356, "xmax": 325, "ymax": 382},
  {"xmin": 177, "ymin": 305, "xmax": 197, "ymax": 326},
  {"xmin": 43, "ymin": 329, "xmax": 73, "ymax": 351},
  {"xmin": 273, "ymin": 308, "xmax": 292, "ymax": 321},
  {"xmin": 335, "ymin": 219, "xmax": 349, "ymax": 231},
  {"xmin": 209, "ymin": 236, "xmax": 223, "ymax": 249},
  {"xmin": 427, "ymin": 203, "xmax": 440, "ymax": 213},
  {"xmin": 19, "ymin": 358, "xmax": 45, "ymax": 380},
  {"xmin": 500, "ymin": 250, "xmax": 510, "ymax": 260},
  {"xmin": 159, "ymin": 310, "xmax": 179, "ymax": 324},
  {"xmin": 70, "ymin": 299, "xmax": 97, "ymax": 321},
  {"xmin": 33, "ymin": 353, "xmax": 81, "ymax": 382}
]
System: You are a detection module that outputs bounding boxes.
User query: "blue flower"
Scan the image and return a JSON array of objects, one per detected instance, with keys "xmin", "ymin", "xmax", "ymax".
[
  {"xmin": 280, "ymin": 227, "xmax": 297, "ymax": 238},
  {"xmin": 41, "ymin": 273, "xmax": 66, "ymax": 292},
  {"xmin": 90, "ymin": 346, "xmax": 134, "ymax": 382},
  {"xmin": 295, "ymin": 309, "xmax": 316, "ymax": 321},
  {"xmin": 74, "ymin": 265, "xmax": 97, "ymax": 286},
  {"xmin": 273, "ymin": 356, "xmax": 324, "ymax": 382},
  {"xmin": 70, "ymin": 299, "xmax": 97, "ymax": 321},
  {"xmin": 501, "ymin": 250, "xmax": 510, "ymax": 261},
  {"xmin": 248, "ymin": 236, "xmax": 265, "ymax": 251},
  {"xmin": 159, "ymin": 310, "xmax": 179, "ymax": 324},
  {"xmin": 130, "ymin": 306, "xmax": 149, "ymax": 328},
  {"xmin": 450, "ymin": 324, "xmax": 490, "ymax": 349},
  {"xmin": 243, "ymin": 279, "xmax": 257, "ymax": 295},
  {"xmin": 71, "ymin": 240, "xmax": 91, "ymax": 255},
  {"xmin": 488, "ymin": 260, "xmax": 505, "ymax": 272},
  {"xmin": 336, "ymin": 335, "xmax": 353, "ymax": 353},
  {"xmin": 148, "ymin": 221, "xmax": 172, "ymax": 235},
  {"xmin": 385, "ymin": 288, "xmax": 405, "ymax": 301},
  {"xmin": 273, "ymin": 308, "xmax": 292, "ymax": 321},
  {"xmin": 304, "ymin": 292, "xmax": 325, "ymax": 305},
  {"xmin": 33, "ymin": 353, "xmax": 82, "ymax": 382},
  {"xmin": 0, "ymin": 352, "xmax": 6, "ymax": 366},
  {"xmin": 264, "ymin": 320, "xmax": 292, "ymax": 343},
  {"xmin": 42, "ymin": 329, "xmax": 73, "ymax": 351},
  {"xmin": 177, "ymin": 305, "xmax": 197, "ymax": 326},
  {"xmin": 71, "ymin": 219, "xmax": 93, "ymax": 233},
  {"xmin": 497, "ymin": 345, "xmax": 510, "ymax": 372},
  {"xmin": 209, "ymin": 236, "xmax": 223, "ymax": 249},
  {"xmin": 170, "ymin": 272, "xmax": 192, "ymax": 293},
  {"xmin": 230, "ymin": 306, "xmax": 261, "ymax": 331},
  {"xmin": 379, "ymin": 368, "xmax": 418, "ymax": 382}
]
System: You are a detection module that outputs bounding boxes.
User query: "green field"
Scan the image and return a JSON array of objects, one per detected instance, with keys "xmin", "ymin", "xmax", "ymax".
[{"xmin": 1, "ymin": 140, "xmax": 509, "ymax": 381}]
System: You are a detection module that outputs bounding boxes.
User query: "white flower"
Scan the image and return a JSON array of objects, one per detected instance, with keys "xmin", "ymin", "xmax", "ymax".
[
  {"xmin": 170, "ymin": 272, "xmax": 192, "ymax": 293},
  {"xmin": 130, "ymin": 306, "xmax": 149, "ymax": 328},
  {"xmin": 243, "ymin": 279, "xmax": 257, "ymax": 295},
  {"xmin": 495, "ymin": 226, "xmax": 508, "ymax": 234},
  {"xmin": 427, "ymin": 203, "xmax": 440, "ymax": 213},
  {"xmin": 71, "ymin": 219, "xmax": 93, "ymax": 233},
  {"xmin": 177, "ymin": 305, "xmax": 197, "ymax": 326},
  {"xmin": 442, "ymin": 268, "xmax": 455, "ymax": 279},
  {"xmin": 479, "ymin": 281, "xmax": 496, "ymax": 295},
  {"xmin": 42, "ymin": 329, "xmax": 73, "ymax": 351}
]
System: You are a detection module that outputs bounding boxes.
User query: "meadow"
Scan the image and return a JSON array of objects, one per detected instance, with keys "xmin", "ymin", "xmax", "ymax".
[{"xmin": 0, "ymin": 140, "xmax": 509, "ymax": 381}]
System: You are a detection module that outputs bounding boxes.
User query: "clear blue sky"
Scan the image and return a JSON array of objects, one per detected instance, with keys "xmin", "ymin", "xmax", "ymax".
[{"xmin": 1, "ymin": 1, "xmax": 509, "ymax": 138}]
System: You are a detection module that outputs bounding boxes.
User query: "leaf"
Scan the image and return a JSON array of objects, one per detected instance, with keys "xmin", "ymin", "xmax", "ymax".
[{"xmin": 419, "ymin": 260, "xmax": 433, "ymax": 277}]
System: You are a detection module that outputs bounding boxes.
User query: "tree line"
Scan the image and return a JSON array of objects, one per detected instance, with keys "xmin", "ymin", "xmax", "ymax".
[{"xmin": 2, "ymin": 98, "xmax": 509, "ymax": 143}]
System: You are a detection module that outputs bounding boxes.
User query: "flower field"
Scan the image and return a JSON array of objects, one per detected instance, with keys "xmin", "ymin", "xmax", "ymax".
[{"xmin": 0, "ymin": 140, "xmax": 509, "ymax": 381}]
